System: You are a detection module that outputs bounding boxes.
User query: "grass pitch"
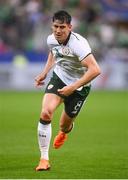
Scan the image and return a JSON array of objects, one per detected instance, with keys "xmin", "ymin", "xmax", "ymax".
[{"xmin": 0, "ymin": 90, "xmax": 128, "ymax": 179}]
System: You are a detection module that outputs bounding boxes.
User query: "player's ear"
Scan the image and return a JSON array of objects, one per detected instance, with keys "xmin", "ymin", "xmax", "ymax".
[{"xmin": 68, "ymin": 24, "xmax": 72, "ymax": 30}]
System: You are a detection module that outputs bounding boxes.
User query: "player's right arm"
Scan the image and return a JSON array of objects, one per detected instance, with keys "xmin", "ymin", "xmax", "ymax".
[{"xmin": 35, "ymin": 52, "xmax": 54, "ymax": 87}]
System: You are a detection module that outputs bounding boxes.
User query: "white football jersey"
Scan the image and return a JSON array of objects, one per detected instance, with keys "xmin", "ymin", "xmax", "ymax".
[{"xmin": 47, "ymin": 32, "xmax": 91, "ymax": 88}]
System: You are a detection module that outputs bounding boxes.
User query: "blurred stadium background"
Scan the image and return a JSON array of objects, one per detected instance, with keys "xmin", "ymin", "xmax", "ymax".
[
  {"xmin": 0, "ymin": 0, "xmax": 128, "ymax": 179},
  {"xmin": 0, "ymin": 0, "xmax": 128, "ymax": 90}
]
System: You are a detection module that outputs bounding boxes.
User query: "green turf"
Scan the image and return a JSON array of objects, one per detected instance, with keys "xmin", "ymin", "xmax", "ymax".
[{"xmin": 0, "ymin": 90, "xmax": 128, "ymax": 179}]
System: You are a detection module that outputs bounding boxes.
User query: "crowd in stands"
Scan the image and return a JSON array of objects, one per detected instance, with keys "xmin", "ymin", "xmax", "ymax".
[{"xmin": 0, "ymin": 0, "xmax": 128, "ymax": 62}]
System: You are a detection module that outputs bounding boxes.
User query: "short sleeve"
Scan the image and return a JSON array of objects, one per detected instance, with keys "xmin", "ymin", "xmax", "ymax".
[
  {"xmin": 47, "ymin": 34, "xmax": 59, "ymax": 51},
  {"xmin": 73, "ymin": 38, "xmax": 91, "ymax": 61},
  {"xmin": 47, "ymin": 35, "xmax": 52, "ymax": 50}
]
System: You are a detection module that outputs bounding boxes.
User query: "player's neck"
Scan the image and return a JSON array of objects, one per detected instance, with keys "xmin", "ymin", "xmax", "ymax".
[{"xmin": 58, "ymin": 32, "xmax": 71, "ymax": 45}]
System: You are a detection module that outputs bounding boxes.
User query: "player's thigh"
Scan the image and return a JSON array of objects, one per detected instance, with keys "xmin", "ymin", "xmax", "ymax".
[
  {"xmin": 64, "ymin": 86, "xmax": 91, "ymax": 118},
  {"xmin": 45, "ymin": 72, "xmax": 66, "ymax": 99},
  {"xmin": 42, "ymin": 93, "xmax": 63, "ymax": 112},
  {"xmin": 64, "ymin": 94, "xmax": 85, "ymax": 118}
]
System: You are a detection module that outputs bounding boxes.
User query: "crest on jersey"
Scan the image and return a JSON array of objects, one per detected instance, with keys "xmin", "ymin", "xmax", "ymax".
[{"xmin": 62, "ymin": 47, "xmax": 70, "ymax": 55}]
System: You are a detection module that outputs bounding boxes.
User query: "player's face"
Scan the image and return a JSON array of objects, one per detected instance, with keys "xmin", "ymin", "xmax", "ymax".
[{"xmin": 52, "ymin": 20, "xmax": 72, "ymax": 44}]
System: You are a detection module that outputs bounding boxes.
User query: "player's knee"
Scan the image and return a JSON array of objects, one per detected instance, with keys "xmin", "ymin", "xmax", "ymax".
[
  {"xmin": 40, "ymin": 118, "xmax": 51, "ymax": 125},
  {"xmin": 40, "ymin": 109, "xmax": 53, "ymax": 121}
]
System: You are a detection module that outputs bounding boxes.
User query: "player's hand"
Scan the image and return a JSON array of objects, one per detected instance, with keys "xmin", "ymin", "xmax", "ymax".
[
  {"xmin": 34, "ymin": 73, "xmax": 46, "ymax": 88},
  {"xmin": 57, "ymin": 85, "xmax": 76, "ymax": 96}
]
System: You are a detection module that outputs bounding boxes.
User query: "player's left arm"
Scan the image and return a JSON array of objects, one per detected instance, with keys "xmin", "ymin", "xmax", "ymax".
[
  {"xmin": 58, "ymin": 54, "xmax": 101, "ymax": 96},
  {"xmin": 74, "ymin": 54, "xmax": 101, "ymax": 88}
]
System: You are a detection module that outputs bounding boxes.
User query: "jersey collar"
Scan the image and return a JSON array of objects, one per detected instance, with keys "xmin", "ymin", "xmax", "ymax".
[{"xmin": 59, "ymin": 32, "xmax": 71, "ymax": 46}]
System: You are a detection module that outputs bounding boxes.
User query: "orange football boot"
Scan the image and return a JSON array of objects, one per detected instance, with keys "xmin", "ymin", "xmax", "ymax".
[
  {"xmin": 53, "ymin": 131, "xmax": 67, "ymax": 149},
  {"xmin": 36, "ymin": 159, "xmax": 50, "ymax": 171}
]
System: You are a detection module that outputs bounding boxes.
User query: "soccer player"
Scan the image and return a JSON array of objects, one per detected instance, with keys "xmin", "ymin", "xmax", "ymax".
[{"xmin": 35, "ymin": 10, "xmax": 101, "ymax": 171}]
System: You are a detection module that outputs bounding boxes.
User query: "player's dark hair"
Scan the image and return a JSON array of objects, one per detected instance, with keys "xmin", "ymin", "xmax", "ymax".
[{"xmin": 52, "ymin": 10, "xmax": 72, "ymax": 24}]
